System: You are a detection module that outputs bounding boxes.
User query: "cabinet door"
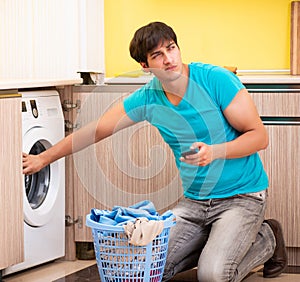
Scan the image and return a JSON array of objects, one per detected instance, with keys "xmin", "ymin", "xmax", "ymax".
[
  {"xmin": 72, "ymin": 92, "xmax": 182, "ymax": 241},
  {"xmin": 250, "ymin": 91, "xmax": 300, "ymax": 248},
  {"xmin": 259, "ymin": 125, "xmax": 300, "ymax": 247},
  {"xmin": 0, "ymin": 96, "xmax": 23, "ymax": 269},
  {"xmin": 250, "ymin": 91, "xmax": 300, "ymax": 117}
]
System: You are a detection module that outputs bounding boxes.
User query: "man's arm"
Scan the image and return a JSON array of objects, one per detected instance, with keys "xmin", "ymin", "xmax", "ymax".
[
  {"xmin": 217, "ymin": 88, "xmax": 268, "ymax": 159},
  {"xmin": 23, "ymin": 102, "xmax": 135, "ymax": 175},
  {"xmin": 181, "ymin": 88, "xmax": 268, "ymax": 166}
]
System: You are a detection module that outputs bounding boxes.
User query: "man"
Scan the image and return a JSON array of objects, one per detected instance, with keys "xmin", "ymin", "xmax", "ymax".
[{"xmin": 23, "ymin": 22, "xmax": 287, "ymax": 281}]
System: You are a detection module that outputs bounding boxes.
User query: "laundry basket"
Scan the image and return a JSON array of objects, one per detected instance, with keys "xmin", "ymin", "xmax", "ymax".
[{"xmin": 86, "ymin": 213, "xmax": 175, "ymax": 282}]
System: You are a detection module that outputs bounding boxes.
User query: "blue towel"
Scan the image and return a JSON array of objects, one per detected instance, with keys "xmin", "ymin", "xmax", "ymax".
[{"xmin": 91, "ymin": 200, "xmax": 173, "ymax": 226}]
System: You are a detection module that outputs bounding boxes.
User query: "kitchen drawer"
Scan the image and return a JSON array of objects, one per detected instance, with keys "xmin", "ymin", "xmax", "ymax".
[{"xmin": 249, "ymin": 92, "xmax": 300, "ymax": 117}]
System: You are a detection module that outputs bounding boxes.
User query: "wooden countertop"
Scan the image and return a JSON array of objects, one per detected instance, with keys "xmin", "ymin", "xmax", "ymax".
[
  {"xmin": 238, "ymin": 74, "xmax": 300, "ymax": 84},
  {"xmin": 0, "ymin": 78, "xmax": 82, "ymax": 90},
  {"xmin": 105, "ymin": 74, "xmax": 300, "ymax": 85},
  {"xmin": 2, "ymin": 75, "xmax": 300, "ymax": 92}
]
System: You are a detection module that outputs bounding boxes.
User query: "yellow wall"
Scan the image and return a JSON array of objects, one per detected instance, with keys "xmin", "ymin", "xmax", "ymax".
[{"xmin": 104, "ymin": 0, "xmax": 293, "ymax": 77}]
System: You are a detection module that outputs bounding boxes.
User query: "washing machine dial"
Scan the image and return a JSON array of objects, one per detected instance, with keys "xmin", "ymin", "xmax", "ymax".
[
  {"xmin": 30, "ymin": 100, "xmax": 39, "ymax": 118},
  {"xmin": 32, "ymin": 108, "xmax": 38, "ymax": 118}
]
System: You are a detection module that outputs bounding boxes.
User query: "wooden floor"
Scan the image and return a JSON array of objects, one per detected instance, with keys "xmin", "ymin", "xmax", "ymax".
[{"xmin": 2, "ymin": 259, "xmax": 300, "ymax": 282}]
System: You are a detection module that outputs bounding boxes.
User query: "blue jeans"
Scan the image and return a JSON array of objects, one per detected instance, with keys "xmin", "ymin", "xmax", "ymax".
[{"xmin": 163, "ymin": 191, "xmax": 276, "ymax": 282}]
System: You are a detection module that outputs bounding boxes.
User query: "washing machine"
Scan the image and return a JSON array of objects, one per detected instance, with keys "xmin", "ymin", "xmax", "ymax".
[{"xmin": 3, "ymin": 90, "xmax": 65, "ymax": 275}]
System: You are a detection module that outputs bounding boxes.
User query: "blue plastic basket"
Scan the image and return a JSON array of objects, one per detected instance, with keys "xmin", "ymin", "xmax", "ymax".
[{"xmin": 86, "ymin": 213, "xmax": 175, "ymax": 282}]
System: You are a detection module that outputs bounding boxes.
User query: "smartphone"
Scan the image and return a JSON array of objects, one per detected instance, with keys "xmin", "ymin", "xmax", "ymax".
[{"xmin": 181, "ymin": 148, "xmax": 198, "ymax": 158}]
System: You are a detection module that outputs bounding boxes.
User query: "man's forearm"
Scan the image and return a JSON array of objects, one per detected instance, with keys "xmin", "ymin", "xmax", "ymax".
[
  {"xmin": 39, "ymin": 120, "xmax": 98, "ymax": 167},
  {"xmin": 213, "ymin": 128, "xmax": 269, "ymax": 160}
]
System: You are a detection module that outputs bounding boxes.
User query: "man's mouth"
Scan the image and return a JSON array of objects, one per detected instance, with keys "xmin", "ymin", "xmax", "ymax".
[{"xmin": 165, "ymin": 65, "xmax": 177, "ymax": 72}]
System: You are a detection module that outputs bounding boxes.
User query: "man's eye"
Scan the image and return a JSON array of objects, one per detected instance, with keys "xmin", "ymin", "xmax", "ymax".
[{"xmin": 152, "ymin": 53, "xmax": 161, "ymax": 59}]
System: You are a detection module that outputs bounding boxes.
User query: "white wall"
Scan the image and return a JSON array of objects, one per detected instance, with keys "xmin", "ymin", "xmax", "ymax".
[{"xmin": 0, "ymin": 0, "xmax": 104, "ymax": 80}]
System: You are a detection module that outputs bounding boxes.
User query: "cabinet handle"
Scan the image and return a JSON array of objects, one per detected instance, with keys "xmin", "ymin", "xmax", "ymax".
[
  {"xmin": 0, "ymin": 93, "xmax": 21, "ymax": 99},
  {"xmin": 261, "ymin": 116, "xmax": 300, "ymax": 126}
]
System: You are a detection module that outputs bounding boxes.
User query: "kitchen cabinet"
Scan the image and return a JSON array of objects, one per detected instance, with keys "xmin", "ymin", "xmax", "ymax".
[
  {"xmin": 62, "ymin": 87, "xmax": 182, "ymax": 247},
  {"xmin": 249, "ymin": 90, "xmax": 300, "ymax": 265},
  {"xmin": 62, "ymin": 83, "xmax": 300, "ymax": 266},
  {"xmin": 0, "ymin": 92, "xmax": 23, "ymax": 270}
]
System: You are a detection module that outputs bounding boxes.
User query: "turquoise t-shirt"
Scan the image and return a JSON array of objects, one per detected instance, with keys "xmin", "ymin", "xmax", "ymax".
[{"xmin": 123, "ymin": 62, "xmax": 268, "ymax": 200}]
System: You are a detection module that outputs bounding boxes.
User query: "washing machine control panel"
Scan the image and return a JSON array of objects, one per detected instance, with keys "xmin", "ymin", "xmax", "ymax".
[{"xmin": 22, "ymin": 97, "xmax": 61, "ymax": 120}]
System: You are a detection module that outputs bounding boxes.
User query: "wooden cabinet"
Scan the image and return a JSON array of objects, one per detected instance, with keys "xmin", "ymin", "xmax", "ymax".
[
  {"xmin": 250, "ymin": 90, "xmax": 300, "ymax": 265},
  {"xmin": 0, "ymin": 93, "xmax": 23, "ymax": 269},
  {"xmin": 260, "ymin": 126, "xmax": 300, "ymax": 246},
  {"xmin": 62, "ymin": 88, "xmax": 181, "ymax": 245},
  {"xmin": 63, "ymin": 87, "xmax": 300, "ymax": 265}
]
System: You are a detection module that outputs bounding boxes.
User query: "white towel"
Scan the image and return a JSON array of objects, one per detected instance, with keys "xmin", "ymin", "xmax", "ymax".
[{"xmin": 123, "ymin": 217, "xmax": 164, "ymax": 246}]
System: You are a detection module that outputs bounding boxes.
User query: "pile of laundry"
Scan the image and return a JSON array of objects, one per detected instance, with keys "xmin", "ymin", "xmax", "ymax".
[{"xmin": 90, "ymin": 200, "xmax": 174, "ymax": 246}]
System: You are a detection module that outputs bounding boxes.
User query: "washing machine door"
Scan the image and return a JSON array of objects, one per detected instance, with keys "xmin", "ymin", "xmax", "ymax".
[
  {"xmin": 23, "ymin": 126, "xmax": 62, "ymax": 227},
  {"xmin": 25, "ymin": 141, "xmax": 50, "ymax": 207}
]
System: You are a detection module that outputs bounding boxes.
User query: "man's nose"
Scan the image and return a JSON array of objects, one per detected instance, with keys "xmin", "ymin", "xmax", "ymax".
[{"xmin": 163, "ymin": 53, "xmax": 172, "ymax": 64}]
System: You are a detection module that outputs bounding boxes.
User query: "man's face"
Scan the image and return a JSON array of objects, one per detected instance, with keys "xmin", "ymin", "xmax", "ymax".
[{"xmin": 142, "ymin": 40, "xmax": 183, "ymax": 82}]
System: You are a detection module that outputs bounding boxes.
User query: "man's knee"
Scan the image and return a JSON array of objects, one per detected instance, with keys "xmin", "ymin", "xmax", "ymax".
[
  {"xmin": 197, "ymin": 267, "xmax": 229, "ymax": 282},
  {"xmin": 197, "ymin": 259, "xmax": 236, "ymax": 282}
]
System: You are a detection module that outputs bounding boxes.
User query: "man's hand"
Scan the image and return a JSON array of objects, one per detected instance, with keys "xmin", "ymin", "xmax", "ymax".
[
  {"xmin": 180, "ymin": 142, "xmax": 214, "ymax": 166},
  {"xmin": 22, "ymin": 153, "xmax": 44, "ymax": 175}
]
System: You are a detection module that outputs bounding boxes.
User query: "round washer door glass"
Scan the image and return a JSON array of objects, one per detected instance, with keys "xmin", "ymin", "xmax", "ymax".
[{"xmin": 25, "ymin": 141, "xmax": 50, "ymax": 209}]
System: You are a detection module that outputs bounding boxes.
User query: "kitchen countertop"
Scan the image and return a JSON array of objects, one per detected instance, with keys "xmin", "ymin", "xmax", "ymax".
[
  {"xmin": 2, "ymin": 75, "xmax": 300, "ymax": 92},
  {"xmin": 238, "ymin": 74, "xmax": 300, "ymax": 84},
  {"xmin": 0, "ymin": 78, "xmax": 82, "ymax": 90},
  {"xmin": 73, "ymin": 74, "xmax": 300, "ymax": 93},
  {"xmin": 105, "ymin": 73, "xmax": 300, "ymax": 85}
]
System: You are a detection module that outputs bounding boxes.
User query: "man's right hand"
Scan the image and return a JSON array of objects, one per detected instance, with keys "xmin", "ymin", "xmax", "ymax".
[{"xmin": 22, "ymin": 152, "xmax": 44, "ymax": 175}]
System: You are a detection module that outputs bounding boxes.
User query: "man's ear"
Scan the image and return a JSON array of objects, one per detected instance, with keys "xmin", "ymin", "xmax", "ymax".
[{"xmin": 140, "ymin": 62, "xmax": 150, "ymax": 72}]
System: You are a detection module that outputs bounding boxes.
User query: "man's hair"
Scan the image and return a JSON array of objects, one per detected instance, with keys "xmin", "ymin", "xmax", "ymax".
[{"xmin": 129, "ymin": 22, "xmax": 178, "ymax": 65}]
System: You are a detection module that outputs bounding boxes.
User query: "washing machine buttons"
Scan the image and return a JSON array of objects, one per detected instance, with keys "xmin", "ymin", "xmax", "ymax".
[
  {"xmin": 22, "ymin": 101, "xmax": 27, "ymax": 112},
  {"xmin": 30, "ymin": 100, "xmax": 39, "ymax": 118}
]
